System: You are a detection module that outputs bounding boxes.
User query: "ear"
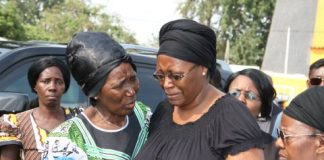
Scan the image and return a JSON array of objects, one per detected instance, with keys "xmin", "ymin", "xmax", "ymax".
[
  {"xmin": 306, "ymin": 79, "xmax": 311, "ymax": 88},
  {"xmin": 315, "ymin": 136, "xmax": 324, "ymax": 154}
]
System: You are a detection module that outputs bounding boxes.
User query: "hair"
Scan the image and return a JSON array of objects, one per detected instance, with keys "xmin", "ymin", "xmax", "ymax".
[
  {"xmin": 309, "ymin": 58, "xmax": 324, "ymax": 77},
  {"xmin": 224, "ymin": 69, "xmax": 276, "ymax": 118},
  {"xmin": 27, "ymin": 57, "xmax": 70, "ymax": 93}
]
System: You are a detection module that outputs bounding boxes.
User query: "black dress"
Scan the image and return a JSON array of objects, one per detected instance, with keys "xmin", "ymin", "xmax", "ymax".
[{"xmin": 135, "ymin": 95, "xmax": 267, "ymax": 160}]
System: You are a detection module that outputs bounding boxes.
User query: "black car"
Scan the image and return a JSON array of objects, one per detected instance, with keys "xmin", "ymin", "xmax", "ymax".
[{"xmin": 0, "ymin": 41, "xmax": 165, "ymax": 114}]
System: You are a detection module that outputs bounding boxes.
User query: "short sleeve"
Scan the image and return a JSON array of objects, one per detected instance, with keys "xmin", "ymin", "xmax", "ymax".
[
  {"xmin": 0, "ymin": 114, "xmax": 22, "ymax": 147},
  {"xmin": 42, "ymin": 119, "xmax": 88, "ymax": 159},
  {"xmin": 208, "ymin": 96, "xmax": 270, "ymax": 156}
]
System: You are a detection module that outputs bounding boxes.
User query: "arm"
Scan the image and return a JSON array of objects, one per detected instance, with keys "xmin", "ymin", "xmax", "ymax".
[
  {"xmin": 0, "ymin": 145, "xmax": 20, "ymax": 160},
  {"xmin": 226, "ymin": 148, "xmax": 264, "ymax": 160}
]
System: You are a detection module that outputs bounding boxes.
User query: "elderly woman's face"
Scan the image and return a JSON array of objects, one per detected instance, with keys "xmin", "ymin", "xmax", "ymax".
[
  {"xmin": 155, "ymin": 54, "xmax": 206, "ymax": 107},
  {"xmin": 228, "ymin": 75, "xmax": 262, "ymax": 118},
  {"xmin": 276, "ymin": 114, "xmax": 323, "ymax": 160},
  {"xmin": 34, "ymin": 66, "xmax": 65, "ymax": 107},
  {"xmin": 97, "ymin": 63, "xmax": 139, "ymax": 116}
]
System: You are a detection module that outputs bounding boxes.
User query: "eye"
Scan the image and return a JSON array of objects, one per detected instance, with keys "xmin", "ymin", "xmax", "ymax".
[
  {"xmin": 170, "ymin": 73, "xmax": 184, "ymax": 81},
  {"xmin": 56, "ymin": 79, "xmax": 64, "ymax": 85},
  {"xmin": 153, "ymin": 73, "xmax": 165, "ymax": 81},
  {"xmin": 229, "ymin": 90, "xmax": 240, "ymax": 97},
  {"xmin": 41, "ymin": 79, "xmax": 51, "ymax": 84},
  {"xmin": 246, "ymin": 92, "xmax": 257, "ymax": 100}
]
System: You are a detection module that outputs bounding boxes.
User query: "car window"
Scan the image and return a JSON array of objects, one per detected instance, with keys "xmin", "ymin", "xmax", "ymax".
[
  {"xmin": 135, "ymin": 63, "xmax": 165, "ymax": 110},
  {"xmin": 0, "ymin": 56, "xmax": 88, "ymax": 108}
]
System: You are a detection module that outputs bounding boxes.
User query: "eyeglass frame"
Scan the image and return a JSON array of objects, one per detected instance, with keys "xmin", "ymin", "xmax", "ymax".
[
  {"xmin": 277, "ymin": 129, "xmax": 322, "ymax": 144},
  {"xmin": 228, "ymin": 89, "xmax": 260, "ymax": 101},
  {"xmin": 309, "ymin": 77, "xmax": 324, "ymax": 85},
  {"xmin": 153, "ymin": 65, "xmax": 198, "ymax": 82}
]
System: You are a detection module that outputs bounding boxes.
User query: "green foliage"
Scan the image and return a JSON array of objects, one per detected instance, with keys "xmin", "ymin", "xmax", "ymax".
[
  {"xmin": 0, "ymin": 1, "xmax": 26, "ymax": 40},
  {"xmin": 0, "ymin": 0, "xmax": 137, "ymax": 43},
  {"xmin": 178, "ymin": 0, "xmax": 276, "ymax": 66}
]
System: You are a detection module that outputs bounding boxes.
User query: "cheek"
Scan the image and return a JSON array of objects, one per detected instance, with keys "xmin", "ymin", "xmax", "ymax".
[
  {"xmin": 246, "ymin": 101, "xmax": 261, "ymax": 111},
  {"xmin": 286, "ymin": 140, "xmax": 317, "ymax": 159}
]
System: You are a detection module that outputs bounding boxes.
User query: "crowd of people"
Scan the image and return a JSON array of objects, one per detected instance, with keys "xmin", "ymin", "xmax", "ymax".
[{"xmin": 0, "ymin": 19, "xmax": 323, "ymax": 160}]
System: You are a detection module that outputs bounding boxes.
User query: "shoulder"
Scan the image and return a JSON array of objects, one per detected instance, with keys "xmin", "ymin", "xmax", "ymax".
[{"xmin": 49, "ymin": 117, "xmax": 81, "ymax": 138}]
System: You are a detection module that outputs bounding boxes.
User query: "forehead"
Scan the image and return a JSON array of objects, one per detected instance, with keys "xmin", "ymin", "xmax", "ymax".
[
  {"xmin": 310, "ymin": 66, "xmax": 324, "ymax": 77},
  {"xmin": 229, "ymin": 75, "xmax": 258, "ymax": 91},
  {"xmin": 39, "ymin": 66, "xmax": 63, "ymax": 78},
  {"xmin": 156, "ymin": 54, "xmax": 193, "ymax": 70},
  {"xmin": 107, "ymin": 63, "xmax": 135, "ymax": 79},
  {"xmin": 281, "ymin": 114, "xmax": 315, "ymax": 132}
]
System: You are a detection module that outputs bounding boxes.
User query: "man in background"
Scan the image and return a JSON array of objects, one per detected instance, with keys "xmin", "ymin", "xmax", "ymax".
[{"xmin": 307, "ymin": 58, "xmax": 324, "ymax": 87}]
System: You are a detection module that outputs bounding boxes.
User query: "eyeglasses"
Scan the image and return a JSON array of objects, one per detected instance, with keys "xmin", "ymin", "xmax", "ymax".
[
  {"xmin": 277, "ymin": 129, "xmax": 322, "ymax": 144},
  {"xmin": 153, "ymin": 65, "xmax": 197, "ymax": 81},
  {"xmin": 228, "ymin": 89, "xmax": 259, "ymax": 101},
  {"xmin": 309, "ymin": 77, "xmax": 324, "ymax": 85}
]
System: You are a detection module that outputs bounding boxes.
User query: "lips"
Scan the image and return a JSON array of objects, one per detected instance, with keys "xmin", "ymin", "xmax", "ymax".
[{"xmin": 125, "ymin": 100, "xmax": 136, "ymax": 109}]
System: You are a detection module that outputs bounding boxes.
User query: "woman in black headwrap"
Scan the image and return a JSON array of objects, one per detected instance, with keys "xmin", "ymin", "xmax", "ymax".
[
  {"xmin": 135, "ymin": 19, "xmax": 268, "ymax": 160},
  {"xmin": 276, "ymin": 86, "xmax": 324, "ymax": 160},
  {"xmin": 42, "ymin": 32, "xmax": 151, "ymax": 159}
]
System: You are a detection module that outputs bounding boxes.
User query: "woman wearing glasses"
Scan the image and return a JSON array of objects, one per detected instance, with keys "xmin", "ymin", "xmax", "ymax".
[
  {"xmin": 276, "ymin": 86, "xmax": 324, "ymax": 160},
  {"xmin": 224, "ymin": 69, "xmax": 281, "ymax": 160},
  {"xmin": 224, "ymin": 69, "xmax": 281, "ymax": 136},
  {"xmin": 135, "ymin": 19, "xmax": 268, "ymax": 160}
]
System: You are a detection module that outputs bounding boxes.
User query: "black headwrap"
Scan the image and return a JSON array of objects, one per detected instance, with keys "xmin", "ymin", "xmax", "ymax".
[
  {"xmin": 284, "ymin": 86, "xmax": 324, "ymax": 131},
  {"xmin": 65, "ymin": 32, "xmax": 136, "ymax": 97},
  {"xmin": 158, "ymin": 19, "xmax": 219, "ymax": 86}
]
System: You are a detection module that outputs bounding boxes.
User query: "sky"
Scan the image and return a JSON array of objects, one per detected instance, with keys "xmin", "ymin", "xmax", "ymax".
[{"xmin": 92, "ymin": 0, "xmax": 184, "ymax": 45}]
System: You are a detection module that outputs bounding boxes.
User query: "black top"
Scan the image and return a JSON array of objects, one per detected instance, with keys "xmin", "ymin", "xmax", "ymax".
[
  {"xmin": 135, "ymin": 95, "xmax": 267, "ymax": 160},
  {"xmin": 79, "ymin": 112, "xmax": 141, "ymax": 156}
]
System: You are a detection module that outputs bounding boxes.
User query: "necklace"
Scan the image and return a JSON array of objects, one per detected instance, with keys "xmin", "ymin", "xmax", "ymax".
[{"xmin": 95, "ymin": 107, "xmax": 127, "ymax": 129}]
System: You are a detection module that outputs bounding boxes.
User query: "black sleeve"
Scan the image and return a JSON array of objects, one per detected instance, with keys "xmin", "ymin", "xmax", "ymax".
[
  {"xmin": 148, "ymin": 99, "xmax": 170, "ymax": 136},
  {"xmin": 208, "ymin": 96, "xmax": 268, "ymax": 156}
]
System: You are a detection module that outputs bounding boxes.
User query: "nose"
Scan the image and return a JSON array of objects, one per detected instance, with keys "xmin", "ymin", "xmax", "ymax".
[
  {"xmin": 320, "ymin": 80, "xmax": 324, "ymax": 87},
  {"xmin": 125, "ymin": 85, "xmax": 136, "ymax": 97},
  {"xmin": 275, "ymin": 138, "xmax": 285, "ymax": 149},
  {"xmin": 161, "ymin": 77, "xmax": 174, "ymax": 89},
  {"xmin": 48, "ymin": 81, "xmax": 57, "ymax": 91},
  {"xmin": 237, "ymin": 92, "xmax": 246, "ymax": 104}
]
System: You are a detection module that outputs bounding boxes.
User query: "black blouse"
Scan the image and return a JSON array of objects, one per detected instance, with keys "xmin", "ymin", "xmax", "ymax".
[{"xmin": 135, "ymin": 95, "xmax": 267, "ymax": 160}]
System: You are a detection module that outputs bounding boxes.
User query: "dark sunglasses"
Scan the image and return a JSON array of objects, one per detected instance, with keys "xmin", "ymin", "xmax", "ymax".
[
  {"xmin": 228, "ymin": 89, "xmax": 259, "ymax": 101},
  {"xmin": 309, "ymin": 77, "xmax": 324, "ymax": 85},
  {"xmin": 153, "ymin": 65, "xmax": 197, "ymax": 82},
  {"xmin": 277, "ymin": 129, "xmax": 322, "ymax": 143}
]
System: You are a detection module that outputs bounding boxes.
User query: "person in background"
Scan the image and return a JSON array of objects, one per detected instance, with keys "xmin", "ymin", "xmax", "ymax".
[
  {"xmin": 43, "ymin": 32, "xmax": 151, "ymax": 159},
  {"xmin": 224, "ymin": 68, "xmax": 281, "ymax": 137},
  {"xmin": 135, "ymin": 19, "xmax": 268, "ymax": 160},
  {"xmin": 224, "ymin": 69, "xmax": 282, "ymax": 160},
  {"xmin": 307, "ymin": 58, "xmax": 324, "ymax": 87},
  {"xmin": 0, "ymin": 57, "xmax": 79, "ymax": 160},
  {"xmin": 276, "ymin": 86, "xmax": 324, "ymax": 160}
]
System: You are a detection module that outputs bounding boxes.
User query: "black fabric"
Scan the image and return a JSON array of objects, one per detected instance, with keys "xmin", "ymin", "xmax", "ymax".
[
  {"xmin": 135, "ymin": 95, "xmax": 268, "ymax": 160},
  {"xmin": 78, "ymin": 112, "xmax": 140, "ymax": 156},
  {"xmin": 65, "ymin": 32, "xmax": 136, "ymax": 97},
  {"xmin": 158, "ymin": 19, "xmax": 218, "ymax": 83},
  {"xmin": 284, "ymin": 86, "xmax": 324, "ymax": 131}
]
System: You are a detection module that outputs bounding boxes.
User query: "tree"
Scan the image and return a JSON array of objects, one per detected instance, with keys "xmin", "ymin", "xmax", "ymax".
[
  {"xmin": 0, "ymin": 0, "xmax": 137, "ymax": 43},
  {"xmin": 0, "ymin": 1, "xmax": 26, "ymax": 40},
  {"xmin": 178, "ymin": 0, "xmax": 276, "ymax": 66}
]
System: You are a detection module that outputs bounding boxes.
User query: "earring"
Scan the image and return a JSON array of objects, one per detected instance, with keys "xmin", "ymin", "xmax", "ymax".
[
  {"xmin": 202, "ymin": 72, "xmax": 206, "ymax": 76},
  {"xmin": 94, "ymin": 96, "xmax": 98, "ymax": 100}
]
